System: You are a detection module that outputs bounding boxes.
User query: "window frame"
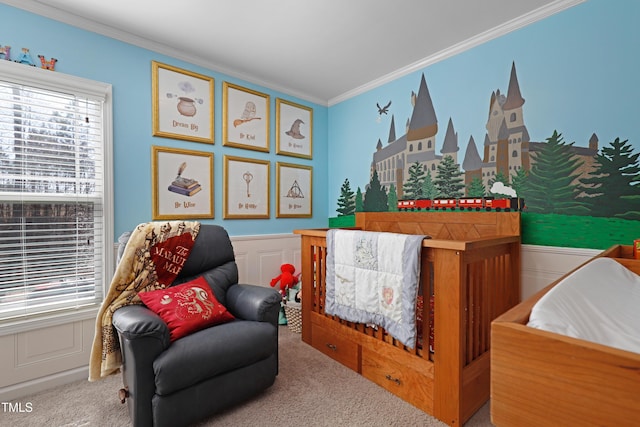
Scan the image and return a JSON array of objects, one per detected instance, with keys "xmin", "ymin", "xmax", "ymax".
[{"xmin": 0, "ymin": 60, "xmax": 114, "ymax": 336}]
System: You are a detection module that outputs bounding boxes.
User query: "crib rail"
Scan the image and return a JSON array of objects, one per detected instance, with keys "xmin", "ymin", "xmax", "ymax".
[
  {"xmin": 297, "ymin": 228, "xmax": 520, "ymax": 367},
  {"xmin": 295, "ymin": 212, "xmax": 521, "ymax": 426}
]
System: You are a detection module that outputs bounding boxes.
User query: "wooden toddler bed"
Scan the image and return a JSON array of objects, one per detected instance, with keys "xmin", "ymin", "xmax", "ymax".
[
  {"xmin": 295, "ymin": 211, "xmax": 521, "ymax": 426},
  {"xmin": 491, "ymin": 244, "xmax": 640, "ymax": 427}
]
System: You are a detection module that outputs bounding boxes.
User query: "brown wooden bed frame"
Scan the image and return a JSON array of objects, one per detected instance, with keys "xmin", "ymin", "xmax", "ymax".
[
  {"xmin": 295, "ymin": 211, "xmax": 521, "ymax": 426},
  {"xmin": 491, "ymin": 244, "xmax": 640, "ymax": 427}
]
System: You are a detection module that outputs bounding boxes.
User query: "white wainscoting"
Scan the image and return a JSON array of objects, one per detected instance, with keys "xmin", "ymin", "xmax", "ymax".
[
  {"xmin": 521, "ymin": 244, "xmax": 600, "ymax": 300},
  {"xmin": 0, "ymin": 237, "xmax": 597, "ymax": 401}
]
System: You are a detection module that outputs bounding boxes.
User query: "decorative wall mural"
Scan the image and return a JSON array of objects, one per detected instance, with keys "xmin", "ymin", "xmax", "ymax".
[{"xmin": 333, "ymin": 63, "xmax": 640, "ymax": 249}]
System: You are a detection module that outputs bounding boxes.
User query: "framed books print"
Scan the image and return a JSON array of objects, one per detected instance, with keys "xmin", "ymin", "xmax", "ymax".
[
  {"xmin": 152, "ymin": 61, "xmax": 214, "ymax": 144},
  {"xmin": 276, "ymin": 162, "xmax": 312, "ymax": 218},
  {"xmin": 276, "ymin": 98, "xmax": 312, "ymax": 159},
  {"xmin": 223, "ymin": 82, "xmax": 270, "ymax": 152},
  {"xmin": 152, "ymin": 146, "xmax": 214, "ymax": 220},
  {"xmin": 223, "ymin": 155, "xmax": 270, "ymax": 219}
]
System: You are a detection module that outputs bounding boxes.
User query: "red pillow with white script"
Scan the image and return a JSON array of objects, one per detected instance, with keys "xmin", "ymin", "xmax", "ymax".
[{"xmin": 139, "ymin": 276, "xmax": 234, "ymax": 341}]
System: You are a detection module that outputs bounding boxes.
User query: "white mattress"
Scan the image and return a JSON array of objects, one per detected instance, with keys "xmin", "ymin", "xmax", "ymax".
[{"xmin": 527, "ymin": 257, "xmax": 640, "ymax": 354}]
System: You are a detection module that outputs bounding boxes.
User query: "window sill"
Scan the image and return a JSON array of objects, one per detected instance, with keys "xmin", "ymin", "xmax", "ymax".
[{"xmin": 0, "ymin": 306, "xmax": 99, "ymax": 337}]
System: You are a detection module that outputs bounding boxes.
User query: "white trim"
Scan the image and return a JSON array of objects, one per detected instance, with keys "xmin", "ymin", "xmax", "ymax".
[
  {"xmin": 328, "ymin": 0, "xmax": 585, "ymax": 106},
  {"xmin": 0, "ymin": 366, "xmax": 88, "ymax": 402},
  {"xmin": 1, "ymin": 0, "xmax": 326, "ymax": 106},
  {"xmin": 5, "ymin": 0, "xmax": 584, "ymax": 107},
  {"xmin": 522, "ymin": 243, "xmax": 600, "ymax": 258},
  {"xmin": 0, "ymin": 306, "xmax": 99, "ymax": 337}
]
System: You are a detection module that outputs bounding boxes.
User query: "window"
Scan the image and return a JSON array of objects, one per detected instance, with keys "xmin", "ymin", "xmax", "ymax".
[{"xmin": 0, "ymin": 61, "xmax": 112, "ymax": 328}]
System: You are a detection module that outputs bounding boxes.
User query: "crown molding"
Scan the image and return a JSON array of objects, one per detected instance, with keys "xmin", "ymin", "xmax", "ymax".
[
  {"xmin": 4, "ymin": 0, "xmax": 584, "ymax": 108},
  {"xmin": 328, "ymin": 0, "xmax": 585, "ymax": 106},
  {"xmin": 2, "ymin": 0, "xmax": 326, "ymax": 106}
]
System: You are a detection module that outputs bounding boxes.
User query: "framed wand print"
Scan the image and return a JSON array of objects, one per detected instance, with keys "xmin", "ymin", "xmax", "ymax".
[
  {"xmin": 276, "ymin": 162, "xmax": 312, "ymax": 218},
  {"xmin": 152, "ymin": 146, "xmax": 214, "ymax": 220},
  {"xmin": 152, "ymin": 61, "xmax": 214, "ymax": 144},
  {"xmin": 276, "ymin": 98, "xmax": 313, "ymax": 159},
  {"xmin": 223, "ymin": 155, "xmax": 270, "ymax": 219},
  {"xmin": 223, "ymin": 82, "xmax": 270, "ymax": 152}
]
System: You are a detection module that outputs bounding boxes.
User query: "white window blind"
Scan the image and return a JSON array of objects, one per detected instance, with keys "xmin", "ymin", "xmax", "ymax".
[{"xmin": 0, "ymin": 62, "xmax": 112, "ymax": 324}]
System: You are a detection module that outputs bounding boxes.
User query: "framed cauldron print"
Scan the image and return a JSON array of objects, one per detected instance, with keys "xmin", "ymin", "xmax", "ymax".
[{"xmin": 152, "ymin": 61, "xmax": 214, "ymax": 144}]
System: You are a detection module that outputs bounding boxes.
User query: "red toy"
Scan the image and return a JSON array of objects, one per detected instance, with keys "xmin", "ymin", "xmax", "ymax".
[{"xmin": 270, "ymin": 263, "xmax": 299, "ymax": 296}]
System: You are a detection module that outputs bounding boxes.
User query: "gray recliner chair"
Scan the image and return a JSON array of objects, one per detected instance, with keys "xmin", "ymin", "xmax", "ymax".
[{"xmin": 112, "ymin": 224, "xmax": 281, "ymax": 427}]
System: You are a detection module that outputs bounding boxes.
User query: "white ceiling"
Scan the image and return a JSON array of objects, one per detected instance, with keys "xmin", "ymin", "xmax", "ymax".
[{"xmin": 5, "ymin": 0, "xmax": 580, "ymax": 105}]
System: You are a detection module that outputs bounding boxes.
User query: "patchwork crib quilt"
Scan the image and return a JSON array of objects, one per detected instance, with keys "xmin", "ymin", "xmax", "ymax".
[{"xmin": 325, "ymin": 229, "xmax": 426, "ymax": 348}]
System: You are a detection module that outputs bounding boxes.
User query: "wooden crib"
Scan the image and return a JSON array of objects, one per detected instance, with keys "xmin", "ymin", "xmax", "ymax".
[{"xmin": 294, "ymin": 211, "xmax": 521, "ymax": 426}]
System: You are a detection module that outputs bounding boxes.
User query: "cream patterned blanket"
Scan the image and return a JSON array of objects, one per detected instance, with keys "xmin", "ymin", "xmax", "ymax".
[
  {"xmin": 325, "ymin": 229, "xmax": 426, "ymax": 348},
  {"xmin": 88, "ymin": 221, "xmax": 200, "ymax": 381}
]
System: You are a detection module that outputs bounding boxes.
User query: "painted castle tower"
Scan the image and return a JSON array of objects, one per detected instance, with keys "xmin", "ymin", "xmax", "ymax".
[{"xmin": 371, "ymin": 62, "xmax": 598, "ymax": 198}]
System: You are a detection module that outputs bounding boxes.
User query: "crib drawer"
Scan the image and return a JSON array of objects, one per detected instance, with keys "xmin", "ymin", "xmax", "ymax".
[
  {"xmin": 311, "ymin": 324, "xmax": 360, "ymax": 372},
  {"xmin": 361, "ymin": 347, "xmax": 434, "ymax": 413}
]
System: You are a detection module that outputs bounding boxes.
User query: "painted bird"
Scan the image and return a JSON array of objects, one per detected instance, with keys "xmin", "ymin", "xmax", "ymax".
[{"xmin": 377, "ymin": 100, "xmax": 391, "ymax": 115}]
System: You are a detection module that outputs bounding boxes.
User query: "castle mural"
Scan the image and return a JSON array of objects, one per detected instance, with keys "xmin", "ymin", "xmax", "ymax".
[
  {"xmin": 334, "ymin": 62, "xmax": 640, "ymax": 249},
  {"xmin": 371, "ymin": 63, "xmax": 606, "ymax": 204}
]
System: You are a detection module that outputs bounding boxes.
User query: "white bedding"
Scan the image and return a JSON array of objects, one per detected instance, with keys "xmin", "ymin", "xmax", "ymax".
[{"xmin": 527, "ymin": 257, "xmax": 640, "ymax": 354}]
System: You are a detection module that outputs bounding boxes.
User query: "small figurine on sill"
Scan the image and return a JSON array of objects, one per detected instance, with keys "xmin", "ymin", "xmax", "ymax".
[
  {"xmin": 270, "ymin": 263, "xmax": 300, "ymax": 325},
  {"xmin": 0, "ymin": 45, "xmax": 11, "ymax": 61},
  {"xmin": 15, "ymin": 48, "xmax": 35, "ymax": 66}
]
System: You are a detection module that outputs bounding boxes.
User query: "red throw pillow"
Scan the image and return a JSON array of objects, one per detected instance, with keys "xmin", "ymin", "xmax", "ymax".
[{"xmin": 139, "ymin": 276, "xmax": 234, "ymax": 341}]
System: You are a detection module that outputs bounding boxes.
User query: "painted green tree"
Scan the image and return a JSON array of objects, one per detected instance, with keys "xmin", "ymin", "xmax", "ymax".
[
  {"xmin": 355, "ymin": 187, "xmax": 364, "ymax": 212},
  {"xmin": 421, "ymin": 169, "xmax": 438, "ymax": 199},
  {"xmin": 580, "ymin": 137, "xmax": 640, "ymax": 219},
  {"xmin": 433, "ymin": 155, "xmax": 465, "ymax": 198},
  {"xmin": 466, "ymin": 177, "xmax": 486, "ymax": 197},
  {"xmin": 510, "ymin": 168, "xmax": 528, "ymax": 199},
  {"xmin": 336, "ymin": 178, "xmax": 355, "ymax": 216},
  {"xmin": 363, "ymin": 169, "xmax": 388, "ymax": 212},
  {"xmin": 387, "ymin": 184, "xmax": 398, "ymax": 211},
  {"xmin": 402, "ymin": 161, "xmax": 425, "ymax": 199},
  {"xmin": 521, "ymin": 130, "xmax": 588, "ymax": 214}
]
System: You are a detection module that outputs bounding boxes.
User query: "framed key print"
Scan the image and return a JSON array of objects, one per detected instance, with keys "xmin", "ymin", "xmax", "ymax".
[
  {"xmin": 223, "ymin": 155, "xmax": 270, "ymax": 219},
  {"xmin": 152, "ymin": 61, "xmax": 214, "ymax": 144},
  {"xmin": 223, "ymin": 82, "xmax": 270, "ymax": 152},
  {"xmin": 152, "ymin": 146, "xmax": 214, "ymax": 220},
  {"xmin": 276, "ymin": 98, "xmax": 312, "ymax": 159},
  {"xmin": 276, "ymin": 162, "xmax": 312, "ymax": 218}
]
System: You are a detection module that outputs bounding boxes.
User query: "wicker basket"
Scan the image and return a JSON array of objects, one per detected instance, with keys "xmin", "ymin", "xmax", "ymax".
[{"xmin": 284, "ymin": 304, "xmax": 302, "ymax": 333}]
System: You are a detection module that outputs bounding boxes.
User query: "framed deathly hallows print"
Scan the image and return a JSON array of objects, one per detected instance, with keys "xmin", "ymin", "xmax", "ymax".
[
  {"xmin": 152, "ymin": 61, "xmax": 214, "ymax": 144},
  {"xmin": 223, "ymin": 82, "xmax": 270, "ymax": 152},
  {"xmin": 276, "ymin": 162, "xmax": 312, "ymax": 218},
  {"xmin": 276, "ymin": 98, "xmax": 312, "ymax": 159}
]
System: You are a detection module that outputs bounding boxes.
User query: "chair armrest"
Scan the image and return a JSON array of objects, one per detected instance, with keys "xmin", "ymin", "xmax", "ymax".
[
  {"xmin": 112, "ymin": 305, "xmax": 171, "ymax": 427},
  {"xmin": 226, "ymin": 284, "xmax": 281, "ymax": 325},
  {"xmin": 112, "ymin": 304, "xmax": 170, "ymax": 345}
]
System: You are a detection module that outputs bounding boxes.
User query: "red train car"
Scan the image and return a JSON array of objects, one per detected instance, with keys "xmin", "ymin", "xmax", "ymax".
[{"xmin": 397, "ymin": 197, "xmax": 525, "ymax": 212}]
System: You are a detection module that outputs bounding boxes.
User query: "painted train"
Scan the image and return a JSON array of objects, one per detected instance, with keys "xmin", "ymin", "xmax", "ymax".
[{"xmin": 397, "ymin": 196, "xmax": 525, "ymax": 212}]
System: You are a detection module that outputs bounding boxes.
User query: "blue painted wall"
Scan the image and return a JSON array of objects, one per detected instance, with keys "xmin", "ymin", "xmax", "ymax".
[
  {"xmin": 0, "ymin": 4, "xmax": 329, "ymax": 239},
  {"xmin": 328, "ymin": 0, "xmax": 640, "ymax": 249}
]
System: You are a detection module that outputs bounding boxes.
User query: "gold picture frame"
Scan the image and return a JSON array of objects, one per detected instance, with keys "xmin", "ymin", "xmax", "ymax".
[
  {"xmin": 276, "ymin": 98, "xmax": 313, "ymax": 159},
  {"xmin": 152, "ymin": 61, "xmax": 214, "ymax": 144},
  {"xmin": 276, "ymin": 162, "xmax": 312, "ymax": 218},
  {"xmin": 223, "ymin": 155, "xmax": 270, "ymax": 219},
  {"xmin": 152, "ymin": 146, "xmax": 214, "ymax": 220},
  {"xmin": 223, "ymin": 82, "xmax": 270, "ymax": 152}
]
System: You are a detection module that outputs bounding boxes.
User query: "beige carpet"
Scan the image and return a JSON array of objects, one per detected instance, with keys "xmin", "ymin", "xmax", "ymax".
[{"xmin": 7, "ymin": 326, "xmax": 494, "ymax": 427}]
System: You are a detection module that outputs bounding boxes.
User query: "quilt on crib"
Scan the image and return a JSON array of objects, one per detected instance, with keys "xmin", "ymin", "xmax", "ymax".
[{"xmin": 325, "ymin": 229, "xmax": 426, "ymax": 348}]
